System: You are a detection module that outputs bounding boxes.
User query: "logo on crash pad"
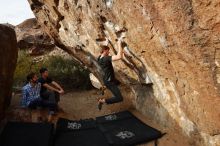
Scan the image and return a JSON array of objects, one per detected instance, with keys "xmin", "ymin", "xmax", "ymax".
[
  {"xmin": 105, "ymin": 115, "xmax": 117, "ymax": 121},
  {"xmin": 67, "ymin": 122, "xmax": 82, "ymax": 130},
  {"xmin": 116, "ymin": 131, "xmax": 135, "ymax": 139}
]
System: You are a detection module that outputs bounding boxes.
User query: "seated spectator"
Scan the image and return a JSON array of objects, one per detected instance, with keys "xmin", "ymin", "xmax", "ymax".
[
  {"xmin": 20, "ymin": 72, "xmax": 57, "ymax": 119},
  {"xmin": 38, "ymin": 68, "xmax": 64, "ymax": 107}
]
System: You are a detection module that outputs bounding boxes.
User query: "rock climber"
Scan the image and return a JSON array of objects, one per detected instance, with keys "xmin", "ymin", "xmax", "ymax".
[{"xmin": 97, "ymin": 39, "xmax": 124, "ymax": 110}]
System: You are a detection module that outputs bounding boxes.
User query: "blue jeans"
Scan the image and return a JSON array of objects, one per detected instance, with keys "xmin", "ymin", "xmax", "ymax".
[{"xmin": 104, "ymin": 80, "xmax": 123, "ymax": 104}]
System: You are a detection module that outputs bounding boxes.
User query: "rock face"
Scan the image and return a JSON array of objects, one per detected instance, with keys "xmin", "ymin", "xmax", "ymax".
[
  {"xmin": 0, "ymin": 25, "xmax": 18, "ymax": 121},
  {"xmin": 28, "ymin": 0, "xmax": 220, "ymax": 145},
  {"xmin": 16, "ymin": 18, "xmax": 55, "ymax": 55}
]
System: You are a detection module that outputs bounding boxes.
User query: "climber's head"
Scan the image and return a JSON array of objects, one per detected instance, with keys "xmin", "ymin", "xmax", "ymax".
[
  {"xmin": 100, "ymin": 45, "xmax": 110, "ymax": 56},
  {"xmin": 40, "ymin": 67, "xmax": 49, "ymax": 78}
]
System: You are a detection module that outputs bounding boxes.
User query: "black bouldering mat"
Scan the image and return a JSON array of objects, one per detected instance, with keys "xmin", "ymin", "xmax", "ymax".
[
  {"xmin": 96, "ymin": 111, "xmax": 163, "ymax": 146},
  {"xmin": 54, "ymin": 118, "xmax": 109, "ymax": 146},
  {"xmin": 0, "ymin": 122, "xmax": 54, "ymax": 146}
]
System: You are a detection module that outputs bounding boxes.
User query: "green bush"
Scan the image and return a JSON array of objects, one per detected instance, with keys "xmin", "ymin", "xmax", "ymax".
[
  {"xmin": 13, "ymin": 50, "xmax": 40, "ymax": 87},
  {"xmin": 13, "ymin": 51, "xmax": 92, "ymax": 90},
  {"xmin": 42, "ymin": 56, "xmax": 92, "ymax": 90}
]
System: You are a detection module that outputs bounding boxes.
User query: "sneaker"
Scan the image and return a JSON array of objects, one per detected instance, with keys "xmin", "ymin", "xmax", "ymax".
[
  {"xmin": 100, "ymin": 86, "xmax": 106, "ymax": 95},
  {"xmin": 98, "ymin": 102, "xmax": 103, "ymax": 110}
]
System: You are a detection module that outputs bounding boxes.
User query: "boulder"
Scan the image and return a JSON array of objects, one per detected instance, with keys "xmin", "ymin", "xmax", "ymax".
[
  {"xmin": 28, "ymin": 0, "xmax": 220, "ymax": 145},
  {"xmin": 15, "ymin": 18, "xmax": 55, "ymax": 55},
  {"xmin": 0, "ymin": 24, "xmax": 18, "ymax": 121}
]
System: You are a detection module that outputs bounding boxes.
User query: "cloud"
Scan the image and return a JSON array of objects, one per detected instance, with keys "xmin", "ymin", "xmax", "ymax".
[{"xmin": 0, "ymin": 0, "xmax": 35, "ymax": 25}]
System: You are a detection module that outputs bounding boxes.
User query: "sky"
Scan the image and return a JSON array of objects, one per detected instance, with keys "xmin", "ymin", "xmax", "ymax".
[{"xmin": 0, "ymin": 0, "xmax": 35, "ymax": 25}]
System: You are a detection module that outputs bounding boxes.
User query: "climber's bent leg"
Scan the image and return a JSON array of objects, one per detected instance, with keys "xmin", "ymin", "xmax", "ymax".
[{"xmin": 104, "ymin": 81, "xmax": 123, "ymax": 104}]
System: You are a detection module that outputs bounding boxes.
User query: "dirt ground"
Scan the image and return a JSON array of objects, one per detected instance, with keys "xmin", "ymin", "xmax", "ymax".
[{"xmin": 5, "ymin": 89, "xmax": 192, "ymax": 146}]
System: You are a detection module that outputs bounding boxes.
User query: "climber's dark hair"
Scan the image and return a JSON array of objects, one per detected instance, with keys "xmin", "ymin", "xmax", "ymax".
[
  {"xmin": 100, "ymin": 45, "xmax": 110, "ymax": 53},
  {"xmin": 39, "ymin": 67, "xmax": 48, "ymax": 74},
  {"xmin": 26, "ymin": 72, "xmax": 36, "ymax": 82}
]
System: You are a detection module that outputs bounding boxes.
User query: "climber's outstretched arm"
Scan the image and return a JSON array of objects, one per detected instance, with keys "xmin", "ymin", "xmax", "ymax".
[{"xmin": 112, "ymin": 40, "xmax": 123, "ymax": 61}]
